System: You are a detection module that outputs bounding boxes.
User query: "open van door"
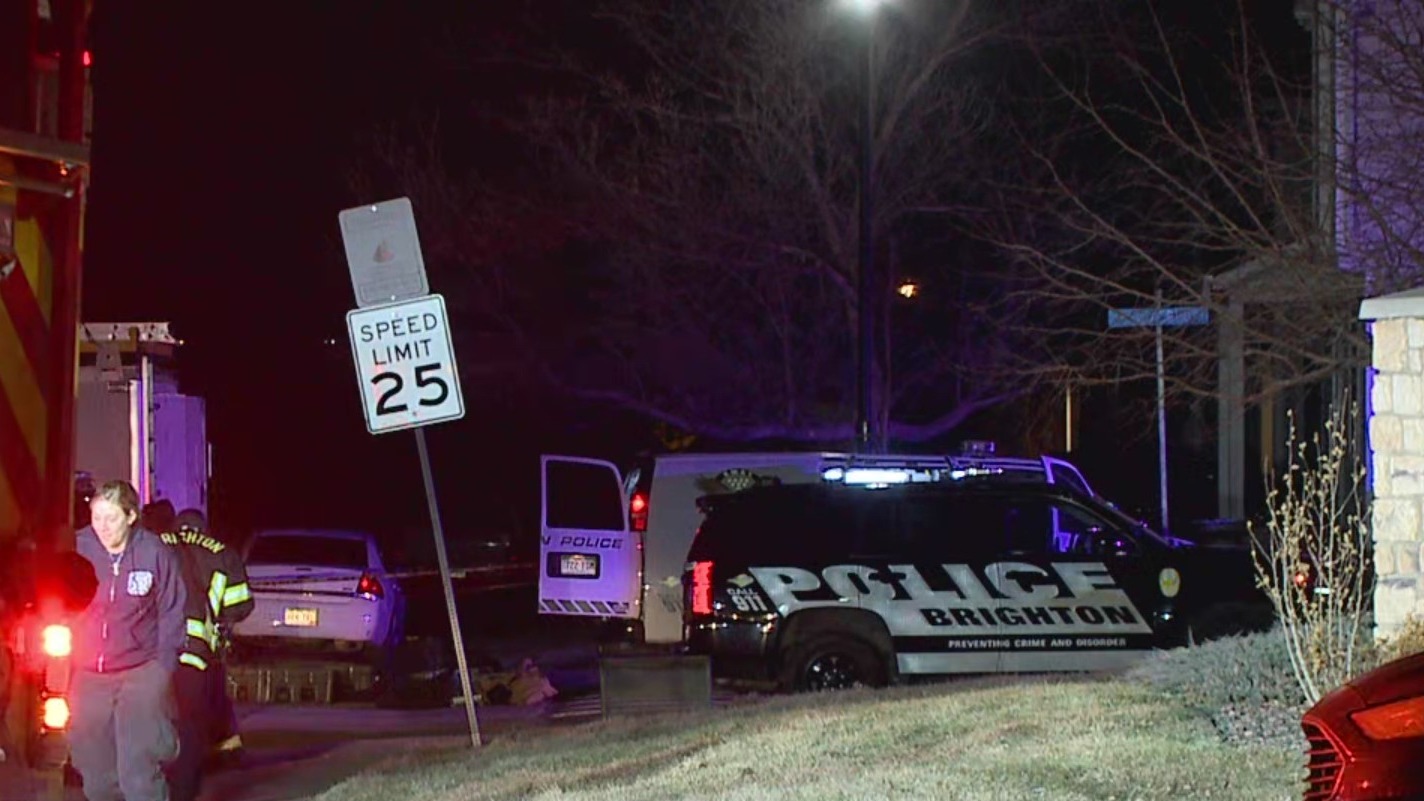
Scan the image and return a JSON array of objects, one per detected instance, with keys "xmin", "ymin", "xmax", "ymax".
[{"xmin": 539, "ymin": 456, "xmax": 639, "ymax": 619}]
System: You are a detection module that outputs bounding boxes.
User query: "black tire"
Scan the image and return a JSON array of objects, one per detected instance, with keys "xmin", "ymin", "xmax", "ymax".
[{"xmin": 782, "ymin": 635, "xmax": 887, "ymax": 693}]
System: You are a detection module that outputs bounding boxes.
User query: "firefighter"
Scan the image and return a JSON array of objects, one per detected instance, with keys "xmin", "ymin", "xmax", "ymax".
[
  {"xmin": 141, "ymin": 501, "xmax": 177, "ymax": 541},
  {"xmin": 162, "ymin": 508, "xmax": 252, "ymax": 801},
  {"xmin": 71, "ymin": 480, "xmax": 186, "ymax": 801}
]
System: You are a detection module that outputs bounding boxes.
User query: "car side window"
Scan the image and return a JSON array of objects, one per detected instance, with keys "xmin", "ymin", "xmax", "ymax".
[
  {"xmin": 1003, "ymin": 499, "xmax": 1053, "ymax": 554},
  {"xmin": 891, "ymin": 494, "xmax": 1005, "ymax": 561},
  {"xmin": 833, "ymin": 493, "xmax": 897, "ymax": 559},
  {"xmin": 700, "ymin": 490, "xmax": 871, "ymax": 564},
  {"xmin": 1048, "ymin": 502, "xmax": 1137, "ymax": 558}
]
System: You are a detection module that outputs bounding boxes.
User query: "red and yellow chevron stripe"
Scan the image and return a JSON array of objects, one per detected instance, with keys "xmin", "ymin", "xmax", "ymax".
[{"xmin": 0, "ymin": 175, "xmax": 56, "ymax": 537}]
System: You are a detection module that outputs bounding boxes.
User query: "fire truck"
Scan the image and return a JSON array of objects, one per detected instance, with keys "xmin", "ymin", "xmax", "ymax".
[
  {"xmin": 2, "ymin": 547, "xmax": 92, "ymax": 774},
  {"xmin": 0, "ymin": 0, "xmax": 93, "ymax": 791}
]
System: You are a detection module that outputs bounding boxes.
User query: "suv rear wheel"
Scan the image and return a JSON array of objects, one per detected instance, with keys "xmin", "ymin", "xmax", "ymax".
[{"xmin": 783, "ymin": 634, "xmax": 887, "ymax": 692}]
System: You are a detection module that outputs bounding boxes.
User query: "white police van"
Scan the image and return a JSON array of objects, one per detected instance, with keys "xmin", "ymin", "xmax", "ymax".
[{"xmin": 537, "ymin": 445, "xmax": 1104, "ymax": 645}]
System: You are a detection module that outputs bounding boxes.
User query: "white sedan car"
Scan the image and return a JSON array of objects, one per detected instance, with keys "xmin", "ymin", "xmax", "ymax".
[{"xmin": 231, "ymin": 528, "xmax": 406, "ymax": 662}]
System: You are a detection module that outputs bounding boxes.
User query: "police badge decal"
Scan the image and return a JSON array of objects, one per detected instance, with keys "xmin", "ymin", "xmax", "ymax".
[{"xmin": 127, "ymin": 570, "xmax": 155, "ymax": 597}]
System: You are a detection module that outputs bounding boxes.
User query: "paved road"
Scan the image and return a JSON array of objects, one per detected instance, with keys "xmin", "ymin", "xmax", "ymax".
[
  {"xmin": 197, "ymin": 704, "xmax": 549, "ymax": 801},
  {"xmin": 2, "ymin": 683, "xmax": 757, "ymax": 801},
  {"xmin": 2, "ymin": 697, "xmax": 583, "ymax": 801}
]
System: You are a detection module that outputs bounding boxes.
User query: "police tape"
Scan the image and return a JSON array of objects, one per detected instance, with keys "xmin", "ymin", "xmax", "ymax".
[{"xmin": 248, "ymin": 563, "xmax": 536, "ymax": 590}]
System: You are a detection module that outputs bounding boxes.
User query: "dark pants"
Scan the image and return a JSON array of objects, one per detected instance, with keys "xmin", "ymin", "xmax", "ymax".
[
  {"xmin": 70, "ymin": 660, "xmax": 178, "ymax": 801},
  {"xmin": 168, "ymin": 665, "xmax": 219, "ymax": 801},
  {"xmin": 212, "ymin": 661, "xmax": 238, "ymax": 748}
]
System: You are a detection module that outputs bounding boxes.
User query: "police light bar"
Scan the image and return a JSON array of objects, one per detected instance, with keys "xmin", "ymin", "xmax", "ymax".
[
  {"xmin": 845, "ymin": 468, "xmax": 911, "ymax": 485},
  {"xmin": 947, "ymin": 467, "xmax": 1002, "ymax": 481},
  {"xmin": 823, "ymin": 467, "xmax": 933, "ymax": 486}
]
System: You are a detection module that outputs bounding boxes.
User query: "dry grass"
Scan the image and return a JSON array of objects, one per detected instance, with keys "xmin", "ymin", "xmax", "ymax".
[{"xmin": 308, "ymin": 679, "xmax": 1304, "ymax": 801}]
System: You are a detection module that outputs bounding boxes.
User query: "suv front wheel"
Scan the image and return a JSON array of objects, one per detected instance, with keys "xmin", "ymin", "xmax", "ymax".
[{"xmin": 783, "ymin": 634, "xmax": 887, "ymax": 692}]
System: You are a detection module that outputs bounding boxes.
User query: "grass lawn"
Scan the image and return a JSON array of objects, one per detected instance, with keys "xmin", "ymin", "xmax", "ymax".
[{"xmin": 308, "ymin": 677, "xmax": 1306, "ymax": 801}]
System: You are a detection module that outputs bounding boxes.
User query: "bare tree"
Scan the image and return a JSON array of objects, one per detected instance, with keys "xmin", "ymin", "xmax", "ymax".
[
  {"xmin": 353, "ymin": 0, "xmax": 1041, "ymax": 445},
  {"xmin": 1334, "ymin": 0, "xmax": 1424, "ymax": 291},
  {"xmin": 974, "ymin": 0, "xmax": 1378, "ymax": 414}
]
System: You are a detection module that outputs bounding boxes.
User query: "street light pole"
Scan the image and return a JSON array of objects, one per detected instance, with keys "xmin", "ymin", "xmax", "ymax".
[{"xmin": 855, "ymin": 7, "xmax": 879, "ymax": 452}]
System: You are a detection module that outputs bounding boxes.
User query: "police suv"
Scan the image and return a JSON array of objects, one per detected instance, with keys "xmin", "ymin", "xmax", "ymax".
[{"xmin": 681, "ymin": 469, "xmax": 1269, "ymax": 691}]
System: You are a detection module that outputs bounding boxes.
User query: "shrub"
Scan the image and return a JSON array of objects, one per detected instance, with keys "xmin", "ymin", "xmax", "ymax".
[
  {"xmin": 1128, "ymin": 628, "xmax": 1306, "ymax": 750},
  {"xmin": 1129, "ymin": 629, "xmax": 1302, "ymax": 710},
  {"xmin": 1376, "ymin": 614, "xmax": 1424, "ymax": 664},
  {"xmin": 1251, "ymin": 403, "xmax": 1374, "ymax": 705}
]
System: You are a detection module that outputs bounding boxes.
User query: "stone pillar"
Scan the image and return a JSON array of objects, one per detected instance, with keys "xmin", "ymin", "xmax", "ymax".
[{"xmin": 1359, "ymin": 293, "xmax": 1424, "ymax": 639}]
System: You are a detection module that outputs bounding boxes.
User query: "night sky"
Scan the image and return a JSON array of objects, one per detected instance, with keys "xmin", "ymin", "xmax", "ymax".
[
  {"xmin": 81, "ymin": 3, "xmax": 548, "ymax": 541},
  {"xmin": 74, "ymin": 1, "xmax": 1306, "ymax": 543}
]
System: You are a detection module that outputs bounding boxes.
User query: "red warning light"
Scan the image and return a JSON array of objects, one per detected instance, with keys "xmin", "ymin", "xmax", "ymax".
[{"xmin": 629, "ymin": 492, "xmax": 649, "ymax": 532}]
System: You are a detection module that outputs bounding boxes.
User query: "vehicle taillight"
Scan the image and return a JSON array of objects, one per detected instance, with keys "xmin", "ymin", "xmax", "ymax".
[
  {"xmin": 691, "ymin": 561, "xmax": 714, "ymax": 615},
  {"xmin": 42, "ymin": 697, "xmax": 70, "ymax": 730},
  {"xmin": 42, "ymin": 624, "xmax": 72, "ymax": 658},
  {"xmin": 630, "ymin": 491, "xmax": 649, "ymax": 532},
  {"xmin": 357, "ymin": 573, "xmax": 384, "ymax": 599},
  {"xmin": 1350, "ymin": 695, "xmax": 1424, "ymax": 741}
]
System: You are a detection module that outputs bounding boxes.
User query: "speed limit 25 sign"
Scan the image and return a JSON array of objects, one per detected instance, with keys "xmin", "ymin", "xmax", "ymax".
[{"xmin": 345, "ymin": 294, "xmax": 465, "ymax": 434}]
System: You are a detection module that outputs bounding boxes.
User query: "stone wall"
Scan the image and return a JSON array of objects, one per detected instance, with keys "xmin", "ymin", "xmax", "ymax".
[{"xmin": 1368, "ymin": 317, "xmax": 1424, "ymax": 636}]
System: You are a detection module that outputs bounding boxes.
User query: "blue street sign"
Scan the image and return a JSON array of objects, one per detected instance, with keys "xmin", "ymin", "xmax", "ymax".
[{"xmin": 1107, "ymin": 305, "xmax": 1210, "ymax": 329}]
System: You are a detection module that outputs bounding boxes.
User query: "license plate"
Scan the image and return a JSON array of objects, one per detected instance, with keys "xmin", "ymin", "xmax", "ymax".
[
  {"xmin": 560, "ymin": 554, "xmax": 598, "ymax": 577},
  {"xmin": 283, "ymin": 608, "xmax": 318, "ymax": 627}
]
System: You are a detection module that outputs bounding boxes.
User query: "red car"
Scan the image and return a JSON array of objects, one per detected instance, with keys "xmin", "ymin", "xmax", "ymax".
[{"xmin": 1301, "ymin": 650, "xmax": 1424, "ymax": 801}]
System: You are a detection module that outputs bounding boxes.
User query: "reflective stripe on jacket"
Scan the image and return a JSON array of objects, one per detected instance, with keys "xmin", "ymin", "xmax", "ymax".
[{"xmin": 162, "ymin": 526, "xmax": 254, "ymax": 671}]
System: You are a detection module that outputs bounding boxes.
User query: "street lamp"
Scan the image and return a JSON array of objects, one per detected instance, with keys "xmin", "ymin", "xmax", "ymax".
[
  {"xmin": 840, "ymin": 0, "xmax": 892, "ymax": 15},
  {"xmin": 842, "ymin": 0, "xmax": 889, "ymax": 452}
]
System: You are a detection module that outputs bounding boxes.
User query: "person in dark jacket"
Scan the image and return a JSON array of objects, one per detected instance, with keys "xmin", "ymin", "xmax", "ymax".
[
  {"xmin": 71, "ymin": 480, "xmax": 187, "ymax": 801},
  {"xmin": 162, "ymin": 508, "xmax": 253, "ymax": 801}
]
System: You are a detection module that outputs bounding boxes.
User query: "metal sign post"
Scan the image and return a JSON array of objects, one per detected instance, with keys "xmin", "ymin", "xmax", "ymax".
[
  {"xmin": 340, "ymin": 201, "xmax": 481, "ymax": 748},
  {"xmin": 1106, "ymin": 297, "xmax": 1210, "ymax": 536},
  {"xmin": 414, "ymin": 426, "xmax": 481, "ymax": 749}
]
